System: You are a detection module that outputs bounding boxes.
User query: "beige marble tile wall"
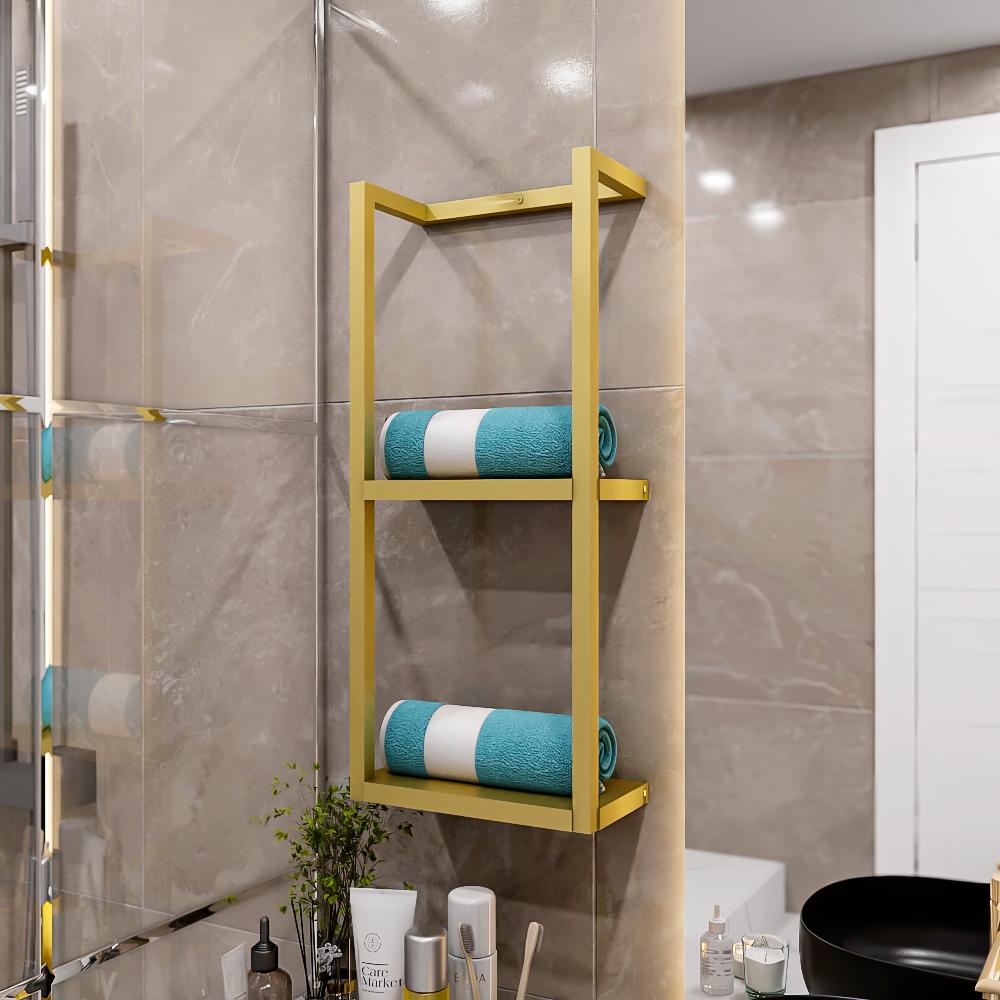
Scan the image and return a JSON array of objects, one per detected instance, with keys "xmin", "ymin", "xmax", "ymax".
[
  {"xmin": 325, "ymin": 1, "xmax": 684, "ymax": 997},
  {"xmin": 685, "ymin": 44, "xmax": 1000, "ymax": 910}
]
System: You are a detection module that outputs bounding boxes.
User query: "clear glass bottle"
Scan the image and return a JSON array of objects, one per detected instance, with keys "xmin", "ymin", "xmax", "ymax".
[
  {"xmin": 248, "ymin": 917, "xmax": 292, "ymax": 1000},
  {"xmin": 700, "ymin": 904, "xmax": 734, "ymax": 996}
]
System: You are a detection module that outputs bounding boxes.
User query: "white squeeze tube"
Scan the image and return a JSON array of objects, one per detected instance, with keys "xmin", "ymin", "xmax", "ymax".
[{"xmin": 351, "ymin": 887, "xmax": 419, "ymax": 1000}]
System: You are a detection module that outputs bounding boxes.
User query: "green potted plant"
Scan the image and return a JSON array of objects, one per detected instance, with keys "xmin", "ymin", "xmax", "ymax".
[{"xmin": 256, "ymin": 763, "xmax": 414, "ymax": 999}]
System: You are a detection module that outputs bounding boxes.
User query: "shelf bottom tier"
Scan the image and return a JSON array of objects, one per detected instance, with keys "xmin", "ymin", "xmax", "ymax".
[{"xmin": 360, "ymin": 770, "xmax": 649, "ymax": 834}]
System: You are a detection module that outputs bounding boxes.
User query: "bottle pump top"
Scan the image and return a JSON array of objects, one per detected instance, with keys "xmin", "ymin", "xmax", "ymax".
[
  {"xmin": 708, "ymin": 904, "xmax": 727, "ymax": 935},
  {"xmin": 251, "ymin": 917, "xmax": 279, "ymax": 972}
]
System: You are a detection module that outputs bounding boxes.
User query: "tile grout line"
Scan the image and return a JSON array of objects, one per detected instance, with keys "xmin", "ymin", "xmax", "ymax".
[
  {"xmin": 688, "ymin": 450, "xmax": 873, "ymax": 463},
  {"xmin": 686, "ymin": 693, "xmax": 873, "ymax": 716},
  {"xmin": 685, "ymin": 193, "xmax": 873, "ymax": 225},
  {"xmin": 194, "ymin": 385, "xmax": 688, "ymax": 412}
]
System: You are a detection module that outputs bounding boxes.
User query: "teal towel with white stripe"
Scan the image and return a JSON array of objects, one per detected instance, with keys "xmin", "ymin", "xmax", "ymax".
[
  {"xmin": 379, "ymin": 700, "xmax": 618, "ymax": 797},
  {"xmin": 379, "ymin": 404, "xmax": 618, "ymax": 480}
]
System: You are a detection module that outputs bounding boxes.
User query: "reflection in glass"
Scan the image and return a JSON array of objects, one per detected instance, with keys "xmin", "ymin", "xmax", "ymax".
[{"xmin": 48, "ymin": 416, "xmax": 316, "ymax": 967}]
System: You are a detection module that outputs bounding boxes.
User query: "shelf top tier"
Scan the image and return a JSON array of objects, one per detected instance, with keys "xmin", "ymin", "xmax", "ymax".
[{"xmin": 352, "ymin": 146, "xmax": 646, "ymax": 228}]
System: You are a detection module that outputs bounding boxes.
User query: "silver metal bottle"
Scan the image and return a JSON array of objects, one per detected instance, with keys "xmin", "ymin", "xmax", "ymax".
[{"xmin": 447, "ymin": 887, "xmax": 497, "ymax": 1000}]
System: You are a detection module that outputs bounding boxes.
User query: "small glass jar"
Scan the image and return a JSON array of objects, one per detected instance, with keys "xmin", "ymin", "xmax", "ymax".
[{"xmin": 741, "ymin": 934, "xmax": 789, "ymax": 999}]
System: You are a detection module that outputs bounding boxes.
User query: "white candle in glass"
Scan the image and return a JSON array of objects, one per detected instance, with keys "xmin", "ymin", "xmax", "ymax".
[{"xmin": 742, "ymin": 934, "xmax": 788, "ymax": 996}]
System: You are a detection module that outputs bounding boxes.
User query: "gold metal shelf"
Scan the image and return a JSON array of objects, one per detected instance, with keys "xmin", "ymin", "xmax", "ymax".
[
  {"xmin": 362, "ymin": 771, "xmax": 649, "ymax": 833},
  {"xmin": 350, "ymin": 148, "xmax": 651, "ymax": 835},
  {"xmin": 363, "ymin": 478, "xmax": 649, "ymax": 502}
]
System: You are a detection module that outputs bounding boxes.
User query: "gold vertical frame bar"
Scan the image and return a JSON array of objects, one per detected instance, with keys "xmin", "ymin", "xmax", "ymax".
[
  {"xmin": 349, "ymin": 182, "xmax": 376, "ymax": 795},
  {"xmin": 571, "ymin": 146, "xmax": 600, "ymax": 834},
  {"xmin": 34, "ymin": 0, "xmax": 56, "ymax": 983}
]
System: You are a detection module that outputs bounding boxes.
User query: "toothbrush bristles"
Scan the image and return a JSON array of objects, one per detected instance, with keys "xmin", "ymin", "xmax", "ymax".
[
  {"xmin": 460, "ymin": 921, "xmax": 476, "ymax": 955},
  {"xmin": 535, "ymin": 923, "xmax": 544, "ymax": 954}
]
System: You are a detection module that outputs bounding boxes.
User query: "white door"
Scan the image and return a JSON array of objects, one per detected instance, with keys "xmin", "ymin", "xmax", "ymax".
[{"xmin": 875, "ymin": 113, "xmax": 1000, "ymax": 879}]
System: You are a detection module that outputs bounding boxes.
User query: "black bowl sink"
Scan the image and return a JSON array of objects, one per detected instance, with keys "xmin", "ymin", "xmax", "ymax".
[{"xmin": 800, "ymin": 875, "xmax": 990, "ymax": 1000}]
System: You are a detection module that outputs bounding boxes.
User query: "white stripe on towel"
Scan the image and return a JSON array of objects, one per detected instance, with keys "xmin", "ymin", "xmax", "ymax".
[
  {"xmin": 423, "ymin": 409, "xmax": 489, "ymax": 478},
  {"xmin": 423, "ymin": 704, "xmax": 494, "ymax": 783},
  {"xmin": 377, "ymin": 699, "xmax": 405, "ymax": 770},
  {"xmin": 378, "ymin": 413, "xmax": 400, "ymax": 480}
]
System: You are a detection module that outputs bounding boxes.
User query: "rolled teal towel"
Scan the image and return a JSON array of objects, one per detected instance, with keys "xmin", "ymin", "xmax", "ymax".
[
  {"xmin": 379, "ymin": 700, "xmax": 618, "ymax": 797},
  {"xmin": 379, "ymin": 404, "xmax": 617, "ymax": 479}
]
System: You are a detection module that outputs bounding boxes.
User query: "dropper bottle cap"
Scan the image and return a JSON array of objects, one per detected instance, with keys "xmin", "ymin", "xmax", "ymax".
[
  {"xmin": 251, "ymin": 916, "xmax": 279, "ymax": 972},
  {"xmin": 708, "ymin": 903, "xmax": 727, "ymax": 935}
]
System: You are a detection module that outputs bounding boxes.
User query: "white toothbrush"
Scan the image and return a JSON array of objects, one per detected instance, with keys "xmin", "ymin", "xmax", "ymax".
[
  {"xmin": 515, "ymin": 921, "xmax": 544, "ymax": 1000},
  {"xmin": 459, "ymin": 922, "xmax": 481, "ymax": 1000}
]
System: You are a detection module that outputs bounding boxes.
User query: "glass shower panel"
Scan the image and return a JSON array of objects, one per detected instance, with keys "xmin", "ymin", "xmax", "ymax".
[
  {"xmin": 49, "ymin": 413, "xmax": 317, "ymax": 966},
  {"xmin": 0, "ymin": 412, "xmax": 39, "ymax": 989},
  {"xmin": 0, "ymin": 0, "xmax": 320, "ymax": 989}
]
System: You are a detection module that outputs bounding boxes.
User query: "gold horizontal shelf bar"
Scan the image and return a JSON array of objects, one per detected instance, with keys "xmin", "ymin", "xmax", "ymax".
[
  {"xmin": 367, "ymin": 183, "xmax": 429, "ymax": 225},
  {"xmin": 597, "ymin": 778, "xmax": 650, "ymax": 831},
  {"xmin": 592, "ymin": 148, "xmax": 648, "ymax": 201},
  {"xmin": 364, "ymin": 771, "xmax": 574, "ymax": 831},
  {"xmin": 599, "ymin": 478, "xmax": 650, "ymax": 502},
  {"xmin": 420, "ymin": 178, "xmax": 644, "ymax": 226},
  {"xmin": 361, "ymin": 151, "xmax": 646, "ymax": 229},
  {"xmin": 426, "ymin": 184, "xmax": 573, "ymax": 224},
  {"xmin": 362, "ymin": 771, "xmax": 649, "ymax": 834},
  {"xmin": 363, "ymin": 478, "xmax": 649, "ymax": 502}
]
